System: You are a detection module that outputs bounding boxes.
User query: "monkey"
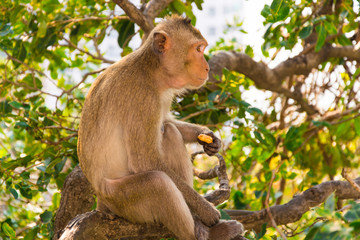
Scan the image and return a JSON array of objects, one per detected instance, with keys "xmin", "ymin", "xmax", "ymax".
[{"xmin": 78, "ymin": 15, "xmax": 243, "ymax": 240}]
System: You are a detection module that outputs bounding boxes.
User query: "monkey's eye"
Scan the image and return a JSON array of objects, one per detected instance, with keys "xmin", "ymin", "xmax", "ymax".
[{"xmin": 196, "ymin": 45, "xmax": 202, "ymax": 52}]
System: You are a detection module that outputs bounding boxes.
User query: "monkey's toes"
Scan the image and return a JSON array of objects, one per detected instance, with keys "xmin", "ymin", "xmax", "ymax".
[{"xmin": 209, "ymin": 220, "xmax": 244, "ymax": 240}]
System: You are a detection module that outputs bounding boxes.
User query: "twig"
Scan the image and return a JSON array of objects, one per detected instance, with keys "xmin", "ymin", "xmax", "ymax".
[
  {"xmin": 301, "ymin": 29, "xmax": 343, "ymax": 55},
  {"xmin": 337, "ymin": 199, "xmax": 360, "ymax": 212},
  {"xmin": 48, "ymin": 16, "xmax": 129, "ymax": 27},
  {"xmin": 284, "ymin": 217, "xmax": 326, "ymax": 237},
  {"xmin": 62, "ymin": 38, "xmax": 115, "ymax": 64},
  {"xmin": 1, "ymin": 47, "xmax": 52, "ymax": 80},
  {"xmin": 0, "ymin": 139, "xmax": 16, "ymax": 159},
  {"xmin": 180, "ymin": 106, "xmax": 228, "ymax": 121},
  {"xmin": 42, "ymin": 125, "xmax": 78, "ymax": 132},
  {"xmin": 60, "ymin": 68, "xmax": 107, "ymax": 97},
  {"xmin": 341, "ymin": 168, "xmax": 360, "ymax": 194},
  {"xmin": 264, "ymin": 161, "xmax": 287, "ymax": 240}
]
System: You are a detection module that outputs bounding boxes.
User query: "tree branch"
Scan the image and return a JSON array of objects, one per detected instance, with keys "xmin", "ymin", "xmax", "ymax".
[
  {"xmin": 112, "ymin": 0, "xmax": 154, "ymax": 33},
  {"xmin": 225, "ymin": 177, "xmax": 360, "ymax": 232},
  {"xmin": 144, "ymin": 0, "xmax": 175, "ymax": 19},
  {"xmin": 208, "ymin": 44, "xmax": 360, "ymax": 115},
  {"xmin": 54, "ymin": 166, "xmax": 95, "ymax": 240},
  {"xmin": 59, "ymin": 211, "xmax": 174, "ymax": 240},
  {"xmin": 273, "ymin": 45, "xmax": 360, "ymax": 79},
  {"xmin": 207, "ymin": 51, "xmax": 318, "ymax": 115}
]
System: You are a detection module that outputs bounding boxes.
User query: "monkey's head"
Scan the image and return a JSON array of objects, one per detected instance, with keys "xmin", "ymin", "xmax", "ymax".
[{"xmin": 150, "ymin": 15, "xmax": 209, "ymax": 90}]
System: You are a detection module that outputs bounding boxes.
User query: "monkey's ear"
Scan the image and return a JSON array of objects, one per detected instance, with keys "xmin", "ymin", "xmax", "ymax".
[{"xmin": 153, "ymin": 31, "xmax": 170, "ymax": 54}]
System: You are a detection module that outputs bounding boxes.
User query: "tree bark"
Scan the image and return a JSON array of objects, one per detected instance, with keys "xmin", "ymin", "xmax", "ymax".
[{"xmin": 53, "ymin": 166, "xmax": 95, "ymax": 240}]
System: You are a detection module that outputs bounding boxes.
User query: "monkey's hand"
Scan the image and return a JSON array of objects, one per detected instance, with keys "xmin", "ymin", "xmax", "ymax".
[{"xmin": 197, "ymin": 132, "xmax": 221, "ymax": 156}]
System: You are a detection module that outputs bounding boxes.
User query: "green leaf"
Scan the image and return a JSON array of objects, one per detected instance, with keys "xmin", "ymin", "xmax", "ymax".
[
  {"xmin": 239, "ymin": 100, "xmax": 250, "ymax": 108},
  {"xmin": 304, "ymin": 224, "xmax": 321, "ymax": 240},
  {"xmin": 315, "ymin": 24, "xmax": 326, "ymax": 52},
  {"xmin": 338, "ymin": 34, "xmax": 352, "ymax": 46},
  {"xmin": 312, "ymin": 120, "xmax": 331, "ymax": 128},
  {"xmin": 5, "ymin": 177, "xmax": 12, "ymax": 188},
  {"xmin": 24, "ymin": 227, "xmax": 39, "ymax": 240},
  {"xmin": 208, "ymin": 90, "xmax": 221, "ymax": 101},
  {"xmin": 247, "ymin": 107, "xmax": 263, "ymax": 115},
  {"xmin": 344, "ymin": 202, "xmax": 360, "ymax": 222},
  {"xmin": 270, "ymin": 0, "xmax": 290, "ymax": 21},
  {"xmin": 15, "ymin": 121, "xmax": 29, "ymax": 129},
  {"xmin": 2, "ymin": 222, "xmax": 16, "ymax": 238},
  {"xmin": 37, "ymin": 21, "xmax": 47, "ymax": 38},
  {"xmin": 242, "ymin": 157, "xmax": 253, "ymax": 172},
  {"xmin": 256, "ymin": 223, "xmax": 267, "ymax": 239},
  {"xmin": 270, "ymin": 0, "xmax": 283, "ymax": 13},
  {"xmin": 22, "ymin": 74, "xmax": 43, "ymax": 89},
  {"xmin": 9, "ymin": 188, "xmax": 18, "ymax": 199},
  {"xmin": 171, "ymin": 0, "xmax": 187, "ymax": 14},
  {"xmin": 277, "ymin": 4, "xmax": 290, "ymax": 21},
  {"xmin": 254, "ymin": 131, "xmax": 267, "ymax": 145},
  {"xmin": 284, "ymin": 125, "xmax": 306, "ymax": 151},
  {"xmin": 245, "ymin": 45, "xmax": 254, "ymax": 57},
  {"xmin": 0, "ymin": 100, "xmax": 12, "ymax": 113},
  {"xmin": 19, "ymin": 186, "xmax": 33, "ymax": 199},
  {"xmin": 14, "ymin": 41, "xmax": 27, "ymax": 67},
  {"xmin": 324, "ymin": 21, "xmax": 337, "ymax": 35},
  {"xmin": 0, "ymin": 23, "xmax": 12, "ymax": 37},
  {"xmin": 45, "ymin": 158, "xmax": 62, "ymax": 172},
  {"xmin": 9, "ymin": 101, "xmax": 23, "ymax": 109},
  {"xmin": 324, "ymin": 192, "xmax": 335, "ymax": 211},
  {"xmin": 193, "ymin": 0, "xmax": 204, "ymax": 10},
  {"xmin": 40, "ymin": 211, "xmax": 53, "ymax": 223},
  {"xmin": 70, "ymin": 25, "xmax": 80, "ymax": 45},
  {"xmin": 349, "ymin": 220, "xmax": 360, "ymax": 231},
  {"xmin": 353, "ymin": 68, "xmax": 360, "ymax": 79},
  {"xmin": 42, "ymin": 0, "xmax": 61, "ymax": 13},
  {"xmin": 315, "ymin": 207, "xmax": 331, "ymax": 217},
  {"xmin": 299, "ymin": 25, "xmax": 313, "ymax": 39},
  {"xmin": 261, "ymin": 5, "xmax": 271, "ymax": 18},
  {"xmin": 354, "ymin": 117, "xmax": 360, "ymax": 137},
  {"xmin": 287, "ymin": 172, "xmax": 297, "ymax": 179},
  {"xmin": 219, "ymin": 209, "xmax": 231, "ymax": 220},
  {"xmin": 115, "ymin": 19, "xmax": 135, "ymax": 48}
]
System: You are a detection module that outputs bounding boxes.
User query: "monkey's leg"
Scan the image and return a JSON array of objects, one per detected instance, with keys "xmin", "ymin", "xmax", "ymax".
[{"xmin": 100, "ymin": 171, "xmax": 196, "ymax": 240}]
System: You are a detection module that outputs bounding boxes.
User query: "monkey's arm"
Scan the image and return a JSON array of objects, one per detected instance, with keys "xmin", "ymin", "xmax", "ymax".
[
  {"xmin": 168, "ymin": 119, "xmax": 209, "ymax": 143},
  {"xmin": 169, "ymin": 119, "xmax": 221, "ymax": 156}
]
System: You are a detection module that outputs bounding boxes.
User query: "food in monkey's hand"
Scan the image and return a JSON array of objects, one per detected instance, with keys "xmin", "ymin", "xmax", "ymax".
[{"xmin": 198, "ymin": 134, "xmax": 213, "ymax": 144}]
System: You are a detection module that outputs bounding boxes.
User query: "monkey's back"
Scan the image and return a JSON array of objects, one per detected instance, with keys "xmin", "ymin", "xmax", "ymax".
[{"xmin": 78, "ymin": 51, "xmax": 159, "ymax": 192}]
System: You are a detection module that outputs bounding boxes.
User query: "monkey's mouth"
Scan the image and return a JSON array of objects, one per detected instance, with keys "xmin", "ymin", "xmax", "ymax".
[
  {"xmin": 198, "ymin": 77, "xmax": 209, "ymax": 82},
  {"xmin": 192, "ymin": 77, "xmax": 208, "ymax": 87}
]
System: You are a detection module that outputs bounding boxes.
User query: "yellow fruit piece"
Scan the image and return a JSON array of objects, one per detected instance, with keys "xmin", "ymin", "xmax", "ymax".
[{"xmin": 198, "ymin": 134, "xmax": 213, "ymax": 144}]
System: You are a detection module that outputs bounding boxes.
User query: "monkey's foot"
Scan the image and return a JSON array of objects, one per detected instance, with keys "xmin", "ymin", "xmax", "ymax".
[
  {"xmin": 209, "ymin": 220, "xmax": 244, "ymax": 240},
  {"xmin": 194, "ymin": 217, "xmax": 209, "ymax": 240}
]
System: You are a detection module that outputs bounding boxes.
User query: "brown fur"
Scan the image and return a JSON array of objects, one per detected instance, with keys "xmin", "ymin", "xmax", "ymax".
[{"xmin": 78, "ymin": 15, "xmax": 243, "ymax": 239}]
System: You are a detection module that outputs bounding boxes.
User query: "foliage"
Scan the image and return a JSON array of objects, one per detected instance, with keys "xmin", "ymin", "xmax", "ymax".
[{"xmin": 0, "ymin": 0, "xmax": 360, "ymax": 239}]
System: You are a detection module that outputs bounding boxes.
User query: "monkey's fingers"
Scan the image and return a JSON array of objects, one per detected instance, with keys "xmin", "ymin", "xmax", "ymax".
[{"xmin": 204, "ymin": 146, "xmax": 219, "ymax": 156}]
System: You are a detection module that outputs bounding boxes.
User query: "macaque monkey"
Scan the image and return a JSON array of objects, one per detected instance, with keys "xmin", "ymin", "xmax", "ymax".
[{"xmin": 78, "ymin": 15, "xmax": 243, "ymax": 239}]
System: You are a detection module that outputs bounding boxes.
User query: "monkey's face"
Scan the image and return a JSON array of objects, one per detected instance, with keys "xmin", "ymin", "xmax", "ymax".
[
  {"xmin": 152, "ymin": 29, "xmax": 209, "ymax": 91},
  {"xmin": 184, "ymin": 40, "xmax": 209, "ymax": 88}
]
